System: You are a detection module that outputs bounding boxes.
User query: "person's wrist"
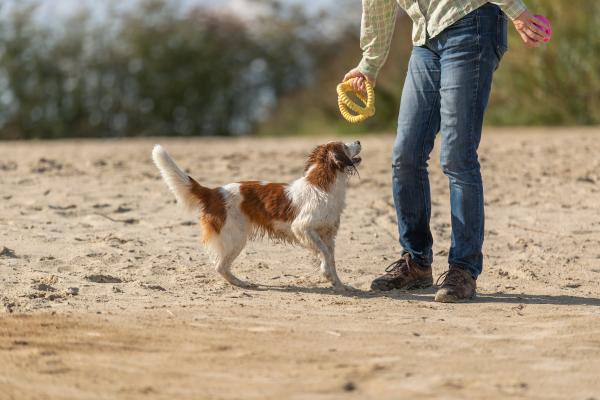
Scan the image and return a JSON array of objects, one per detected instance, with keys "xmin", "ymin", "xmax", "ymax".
[
  {"xmin": 513, "ymin": 10, "xmax": 531, "ymax": 26},
  {"xmin": 508, "ymin": 5, "xmax": 529, "ymax": 22},
  {"xmin": 357, "ymin": 59, "xmax": 378, "ymax": 82}
]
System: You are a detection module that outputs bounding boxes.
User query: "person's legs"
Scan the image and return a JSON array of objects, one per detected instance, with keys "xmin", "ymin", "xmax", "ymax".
[
  {"xmin": 391, "ymin": 45, "xmax": 441, "ymax": 268},
  {"xmin": 432, "ymin": 4, "xmax": 506, "ymax": 295},
  {"xmin": 371, "ymin": 46, "xmax": 441, "ymax": 291}
]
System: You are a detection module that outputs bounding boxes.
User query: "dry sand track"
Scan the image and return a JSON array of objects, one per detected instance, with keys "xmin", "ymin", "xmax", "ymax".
[{"xmin": 1, "ymin": 129, "xmax": 600, "ymax": 399}]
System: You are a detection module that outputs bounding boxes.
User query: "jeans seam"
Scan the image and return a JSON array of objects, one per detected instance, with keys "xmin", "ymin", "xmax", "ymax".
[
  {"xmin": 472, "ymin": 15, "xmax": 482, "ymax": 242},
  {"xmin": 418, "ymin": 81, "xmax": 439, "ymax": 266}
]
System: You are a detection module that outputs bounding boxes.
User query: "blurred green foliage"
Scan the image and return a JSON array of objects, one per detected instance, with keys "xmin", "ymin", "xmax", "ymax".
[
  {"xmin": 487, "ymin": 0, "xmax": 600, "ymax": 125},
  {"xmin": 0, "ymin": 0, "xmax": 597, "ymax": 139},
  {"xmin": 0, "ymin": 0, "xmax": 336, "ymax": 138}
]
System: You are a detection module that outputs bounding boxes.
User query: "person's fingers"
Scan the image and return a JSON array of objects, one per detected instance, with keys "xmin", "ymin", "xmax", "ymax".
[
  {"xmin": 353, "ymin": 77, "xmax": 364, "ymax": 92},
  {"xmin": 524, "ymin": 27, "xmax": 544, "ymax": 41},
  {"xmin": 532, "ymin": 17, "xmax": 551, "ymax": 33},
  {"xmin": 519, "ymin": 26, "xmax": 542, "ymax": 43},
  {"xmin": 525, "ymin": 23, "xmax": 546, "ymax": 41},
  {"xmin": 341, "ymin": 71, "xmax": 372, "ymax": 91},
  {"xmin": 343, "ymin": 70, "xmax": 369, "ymax": 89},
  {"xmin": 532, "ymin": 23, "xmax": 551, "ymax": 42},
  {"xmin": 529, "ymin": 19, "xmax": 552, "ymax": 36}
]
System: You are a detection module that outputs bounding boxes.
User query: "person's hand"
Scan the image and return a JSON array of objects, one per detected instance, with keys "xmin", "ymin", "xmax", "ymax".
[
  {"xmin": 342, "ymin": 68, "xmax": 375, "ymax": 92},
  {"xmin": 512, "ymin": 10, "xmax": 551, "ymax": 48}
]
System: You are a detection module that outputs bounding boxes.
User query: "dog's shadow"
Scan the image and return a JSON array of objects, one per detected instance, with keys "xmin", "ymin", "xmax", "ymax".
[{"xmin": 247, "ymin": 284, "xmax": 600, "ymax": 306}]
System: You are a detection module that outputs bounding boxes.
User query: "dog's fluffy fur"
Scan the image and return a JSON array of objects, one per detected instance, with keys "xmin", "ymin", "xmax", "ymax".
[{"xmin": 152, "ymin": 141, "xmax": 362, "ymax": 289}]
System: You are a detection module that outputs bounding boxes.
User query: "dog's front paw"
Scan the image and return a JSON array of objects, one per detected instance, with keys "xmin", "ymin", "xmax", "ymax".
[
  {"xmin": 229, "ymin": 278, "xmax": 257, "ymax": 289},
  {"xmin": 332, "ymin": 283, "xmax": 358, "ymax": 293}
]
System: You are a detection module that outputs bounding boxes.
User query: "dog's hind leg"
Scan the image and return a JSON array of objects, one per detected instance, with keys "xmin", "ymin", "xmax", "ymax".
[
  {"xmin": 210, "ymin": 222, "xmax": 253, "ymax": 288},
  {"xmin": 215, "ymin": 253, "xmax": 250, "ymax": 287}
]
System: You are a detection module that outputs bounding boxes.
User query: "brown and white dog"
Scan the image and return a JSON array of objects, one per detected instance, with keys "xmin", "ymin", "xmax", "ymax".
[{"xmin": 152, "ymin": 141, "xmax": 362, "ymax": 289}]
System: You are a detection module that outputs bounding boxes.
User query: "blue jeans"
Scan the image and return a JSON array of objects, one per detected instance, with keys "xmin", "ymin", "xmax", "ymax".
[{"xmin": 392, "ymin": 3, "xmax": 508, "ymax": 278}]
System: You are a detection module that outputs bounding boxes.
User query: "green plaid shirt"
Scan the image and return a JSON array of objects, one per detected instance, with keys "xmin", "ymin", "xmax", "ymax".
[{"xmin": 358, "ymin": 0, "xmax": 528, "ymax": 78}]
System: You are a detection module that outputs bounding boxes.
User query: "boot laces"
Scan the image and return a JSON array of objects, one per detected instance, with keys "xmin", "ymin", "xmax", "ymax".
[
  {"xmin": 435, "ymin": 268, "xmax": 465, "ymax": 287},
  {"xmin": 384, "ymin": 254, "xmax": 411, "ymax": 275}
]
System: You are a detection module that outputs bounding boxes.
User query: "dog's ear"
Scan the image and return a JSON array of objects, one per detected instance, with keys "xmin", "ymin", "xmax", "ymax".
[{"xmin": 305, "ymin": 144, "xmax": 328, "ymax": 172}]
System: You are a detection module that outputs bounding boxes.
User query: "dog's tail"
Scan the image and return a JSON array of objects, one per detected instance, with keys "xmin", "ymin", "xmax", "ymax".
[{"xmin": 152, "ymin": 145, "xmax": 204, "ymax": 211}]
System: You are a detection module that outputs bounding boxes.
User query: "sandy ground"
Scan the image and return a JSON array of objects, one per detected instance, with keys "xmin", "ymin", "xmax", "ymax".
[{"xmin": 1, "ymin": 128, "xmax": 600, "ymax": 399}]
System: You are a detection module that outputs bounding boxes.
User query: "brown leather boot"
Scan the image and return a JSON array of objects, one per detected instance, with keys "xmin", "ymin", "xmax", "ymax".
[
  {"xmin": 370, "ymin": 253, "xmax": 433, "ymax": 291},
  {"xmin": 434, "ymin": 266, "xmax": 476, "ymax": 302}
]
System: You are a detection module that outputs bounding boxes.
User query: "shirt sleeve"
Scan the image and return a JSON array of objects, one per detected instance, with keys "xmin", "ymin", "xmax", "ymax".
[
  {"xmin": 357, "ymin": 0, "xmax": 399, "ymax": 80},
  {"xmin": 489, "ymin": 0, "xmax": 528, "ymax": 20}
]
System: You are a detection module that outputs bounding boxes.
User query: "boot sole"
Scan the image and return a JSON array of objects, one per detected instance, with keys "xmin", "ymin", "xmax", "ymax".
[{"xmin": 434, "ymin": 292, "xmax": 476, "ymax": 303}]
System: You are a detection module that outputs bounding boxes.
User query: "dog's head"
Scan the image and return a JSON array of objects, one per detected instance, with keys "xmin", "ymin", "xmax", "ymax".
[{"xmin": 305, "ymin": 141, "xmax": 362, "ymax": 189}]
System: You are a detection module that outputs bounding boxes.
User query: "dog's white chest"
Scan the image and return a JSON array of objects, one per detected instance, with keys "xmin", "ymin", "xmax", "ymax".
[{"xmin": 287, "ymin": 175, "xmax": 347, "ymax": 227}]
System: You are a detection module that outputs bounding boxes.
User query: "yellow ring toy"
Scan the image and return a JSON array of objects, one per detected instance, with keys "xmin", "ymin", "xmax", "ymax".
[{"xmin": 336, "ymin": 79, "xmax": 375, "ymax": 123}]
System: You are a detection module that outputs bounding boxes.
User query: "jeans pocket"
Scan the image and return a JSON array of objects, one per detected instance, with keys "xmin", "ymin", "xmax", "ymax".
[{"xmin": 495, "ymin": 13, "xmax": 509, "ymax": 61}]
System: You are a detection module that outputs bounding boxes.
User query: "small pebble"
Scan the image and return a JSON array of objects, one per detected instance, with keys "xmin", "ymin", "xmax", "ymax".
[
  {"xmin": 0, "ymin": 247, "xmax": 17, "ymax": 258},
  {"xmin": 86, "ymin": 274, "xmax": 122, "ymax": 283},
  {"xmin": 66, "ymin": 287, "xmax": 79, "ymax": 296},
  {"xmin": 32, "ymin": 283, "xmax": 56, "ymax": 292}
]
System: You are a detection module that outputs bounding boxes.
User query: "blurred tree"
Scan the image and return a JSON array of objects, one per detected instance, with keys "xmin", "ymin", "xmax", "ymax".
[
  {"xmin": 487, "ymin": 0, "xmax": 600, "ymax": 125},
  {"xmin": 0, "ymin": 0, "xmax": 331, "ymax": 138},
  {"xmin": 0, "ymin": 5, "xmax": 91, "ymax": 139}
]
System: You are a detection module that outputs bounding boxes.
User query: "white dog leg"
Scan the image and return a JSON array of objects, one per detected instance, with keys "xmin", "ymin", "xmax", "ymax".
[
  {"xmin": 213, "ymin": 242, "xmax": 253, "ymax": 288},
  {"xmin": 215, "ymin": 257, "xmax": 246, "ymax": 287},
  {"xmin": 319, "ymin": 234, "xmax": 338, "ymax": 282},
  {"xmin": 307, "ymin": 230, "xmax": 343, "ymax": 288}
]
